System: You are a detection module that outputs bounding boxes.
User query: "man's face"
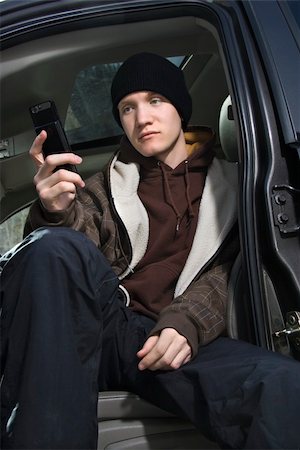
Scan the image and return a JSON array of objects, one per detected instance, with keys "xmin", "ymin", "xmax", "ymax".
[{"xmin": 118, "ymin": 91, "xmax": 186, "ymax": 168}]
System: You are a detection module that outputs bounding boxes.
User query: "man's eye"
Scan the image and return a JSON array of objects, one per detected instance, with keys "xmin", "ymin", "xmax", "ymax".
[
  {"xmin": 150, "ymin": 97, "xmax": 162, "ymax": 105},
  {"xmin": 122, "ymin": 105, "xmax": 133, "ymax": 114}
]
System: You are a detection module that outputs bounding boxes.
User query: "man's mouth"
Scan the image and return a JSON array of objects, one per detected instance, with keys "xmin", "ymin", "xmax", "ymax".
[{"xmin": 139, "ymin": 131, "xmax": 159, "ymax": 141}]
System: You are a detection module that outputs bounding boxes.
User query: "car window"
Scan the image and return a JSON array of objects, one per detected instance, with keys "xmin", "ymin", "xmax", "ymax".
[
  {"xmin": 65, "ymin": 62, "xmax": 123, "ymax": 144},
  {"xmin": 0, "ymin": 206, "xmax": 30, "ymax": 255},
  {"xmin": 65, "ymin": 56, "xmax": 185, "ymax": 145},
  {"xmin": 0, "ymin": 57, "xmax": 185, "ymax": 156}
]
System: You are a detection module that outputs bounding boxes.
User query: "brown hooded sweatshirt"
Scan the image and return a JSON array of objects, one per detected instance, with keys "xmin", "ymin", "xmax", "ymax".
[{"xmin": 119, "ymin": 127, "xmax": 215, "ymax": 320}]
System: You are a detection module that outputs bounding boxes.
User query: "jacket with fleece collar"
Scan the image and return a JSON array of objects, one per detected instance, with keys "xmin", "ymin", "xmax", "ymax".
[{"xmin": 24, "ymin": 127, "xmax": 239, "ymax": 356}]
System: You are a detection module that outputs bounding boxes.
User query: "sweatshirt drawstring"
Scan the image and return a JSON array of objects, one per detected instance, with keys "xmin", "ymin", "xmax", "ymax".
[
  {"xmin": 184, "ymin": 160, "xmax": 195, "ymax": 223},
  {"xmin": 158, "ymin": 161, "xmax": 194, "ymax": 232},
  {"xmin": 159, "ymin": 162, "xmax": 182, "ymax": 231}
]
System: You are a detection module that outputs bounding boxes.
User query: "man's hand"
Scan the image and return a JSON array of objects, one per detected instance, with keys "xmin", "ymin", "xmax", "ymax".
[
  {"xmin": 137, "ymin": 328, "xmax": 192, "ymax": 371},
  {"xmin": 30, "ymin": 130, "xmax": 85, "ymax": 212}
]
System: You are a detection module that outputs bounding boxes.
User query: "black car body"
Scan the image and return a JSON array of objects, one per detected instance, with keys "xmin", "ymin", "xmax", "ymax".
[{"xmin": 1, "ymin": 1, "xmax": 299, "ymax": 448}]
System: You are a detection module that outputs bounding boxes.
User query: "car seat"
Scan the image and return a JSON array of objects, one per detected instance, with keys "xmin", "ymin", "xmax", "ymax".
[{"xmin": 96, "ymin": 95, "xmax": 240, "ymax": 450}]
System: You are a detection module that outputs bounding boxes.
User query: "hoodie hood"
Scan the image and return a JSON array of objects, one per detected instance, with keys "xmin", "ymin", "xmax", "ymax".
[{"xmin": 118, "ymin": 125, "xmax": 215, "ymax": 169}]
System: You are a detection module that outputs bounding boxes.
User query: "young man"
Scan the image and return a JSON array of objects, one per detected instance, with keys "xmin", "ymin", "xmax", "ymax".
[{"xmin": 1, "ymin": 53, "xmax": 299, "ymax": 450}]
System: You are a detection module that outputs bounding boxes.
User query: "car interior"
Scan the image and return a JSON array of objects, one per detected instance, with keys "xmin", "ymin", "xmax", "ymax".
[{"xmin": 0, "ymin": 8, "xmax": 258, "ymax": 450}]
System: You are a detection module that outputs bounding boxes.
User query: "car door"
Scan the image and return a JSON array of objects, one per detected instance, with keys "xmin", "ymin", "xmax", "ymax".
[{"xmin": 231, "ymin": 0, "xmax": 300, "ymax": 358}]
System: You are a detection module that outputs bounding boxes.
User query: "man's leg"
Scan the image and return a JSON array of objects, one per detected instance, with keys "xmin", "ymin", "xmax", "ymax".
[
  {"xmin": 123, "ymin": 335, "xmax": 300, "ymax": 449},
  {"xmin": 0, "ymin": 228, "xmax": 121, "ymax": 450}
]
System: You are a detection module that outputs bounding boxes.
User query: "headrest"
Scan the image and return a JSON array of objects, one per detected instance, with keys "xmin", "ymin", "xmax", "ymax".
[{"xmin": 219, "ymin": 95, "xmax": 238, "ymax": 162}]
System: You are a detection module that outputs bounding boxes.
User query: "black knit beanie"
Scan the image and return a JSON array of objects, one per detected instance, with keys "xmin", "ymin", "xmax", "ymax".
[{"xmin": 111, "ymin": 52, "xmax": 192, "ymax": 129}]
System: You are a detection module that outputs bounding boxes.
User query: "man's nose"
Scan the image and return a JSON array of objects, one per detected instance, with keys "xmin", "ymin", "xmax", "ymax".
[{"xmin": 135, "ymin": 105, "xmax": 152, "ymax": 125}]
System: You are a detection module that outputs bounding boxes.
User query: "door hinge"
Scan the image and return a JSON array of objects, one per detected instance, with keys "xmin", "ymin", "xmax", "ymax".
[
  {"xmin": 274, "ymin": 311, "xmax": 300, "ymax": 350},
  {"xmin": 272, "ymin": 185, "xmax": 300, "ymax": 235}
]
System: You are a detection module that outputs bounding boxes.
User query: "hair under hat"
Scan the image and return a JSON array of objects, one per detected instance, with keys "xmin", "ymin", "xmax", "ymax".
[{"xmin": 111, "ymin": 52, "xmax": 192, "ymax": 129}]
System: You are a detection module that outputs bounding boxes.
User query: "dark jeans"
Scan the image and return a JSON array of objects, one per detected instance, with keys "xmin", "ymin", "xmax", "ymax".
[{"xmin": 1, "ymin": 228, "xmax": 300, "ymax": 449}]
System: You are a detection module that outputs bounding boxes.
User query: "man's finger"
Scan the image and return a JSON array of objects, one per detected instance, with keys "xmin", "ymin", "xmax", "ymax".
[
  {"xmin": 38, "ymin": 180, "xmax": 76, "ymax": 204},
  {"xmin": 34, "ymin": 165, "xmax": 85, "ymax": 190},
  {"xmin": 34, "ymin": 155, "xmax": 85, "ymax": 189},
  {"xmin": 165, "ymin": 347, "xmax": 192, "ymax": 370},
  {"xmin": 137, "ymin": 332, "xmax": 172, "ymax": 371},
  {"xmin": 138, "ymin": 328, "xmax": 192, "ymax": 371},
  {"xmin": 29, "ymin": 130, "xmax": 47, "ymax": 167},
  {"xmin": 137, "ymin": 336, "xmax": 160, "ymax": 370},
  {"xmin": 144, "ymin": 342, "xmax": 191, "ymax": 371},
  {"xmin": 43, "ymin": 153, "xmax": 83, "ymax": 170},
  {"xmin": 137, "ymin": 335, "xmax": 159, "ymax": 359}
]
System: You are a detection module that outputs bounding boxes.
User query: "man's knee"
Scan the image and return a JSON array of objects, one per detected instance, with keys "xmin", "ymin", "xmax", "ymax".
[
  {"xmin": 2, "ymin": 227, "xmax": 102, "ymax": 271},
  {"xmin": 1, "ymin": 227, "xmax": 117, "ymax": 302},
  {"xmin": 26, "ymin": 227, "xmax": 95, "ymax": 258}
]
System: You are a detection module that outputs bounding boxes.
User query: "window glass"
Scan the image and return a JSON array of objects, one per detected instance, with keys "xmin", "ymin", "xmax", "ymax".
[
  {"xmin": 0, "ymin": 206, "xmax": 30, "ymax": 255},
  {"xmin": 0, "ymin": 138, "xmax": 14, "ymax": 158},
  {"xmin": 0, "ymin": 57, "xmax": 186, "ymax": 155},
  {"xmin": 65, "ymin": 62, "xmax": 123, "ymax": 144},
  {"xmin": 65, "ymin": 56, "xmax": 185, "ymax": 145}
]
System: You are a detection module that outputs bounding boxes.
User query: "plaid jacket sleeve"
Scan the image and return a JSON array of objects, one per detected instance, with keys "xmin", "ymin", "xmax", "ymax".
[{"xmin": 149, "ymin": 227, "xmax": 239, "ymax": 356}]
